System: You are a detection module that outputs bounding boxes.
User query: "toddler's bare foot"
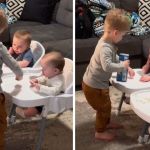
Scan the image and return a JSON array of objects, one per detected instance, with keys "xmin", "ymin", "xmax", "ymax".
[
  {"xmin": 95, "ymin": 131, "xmax": 115, "ymax": 141},
  {"xmin": 107, "ymin": 122, "xmax": 123, "ymax": 129}
]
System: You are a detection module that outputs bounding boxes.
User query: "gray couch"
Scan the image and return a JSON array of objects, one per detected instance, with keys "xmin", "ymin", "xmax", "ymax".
[
  {"xmin": 76, "ymin": 0, "xmax": 150, "ymax": 87},
  {"xmin": 0, "ymin": 0, "xmax": 73, "ymax": 59}
]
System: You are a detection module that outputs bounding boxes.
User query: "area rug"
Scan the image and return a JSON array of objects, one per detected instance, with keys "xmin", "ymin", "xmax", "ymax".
[
  {"xmin": 5, "ymin": 97, "xmax": 72, "ymax": 150},
  {"xmin": 76, "ymin": 86, "xmax": 150, "ymax": 150}
]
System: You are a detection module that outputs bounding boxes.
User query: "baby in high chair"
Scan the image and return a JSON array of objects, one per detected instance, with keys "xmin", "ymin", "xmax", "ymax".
[
  {"xmin": 9, "ymin": 30, "xmax": 34, "ymax": 68},
  {"xmin": 16, "ymin": 51, "xmax": 65, "ymax": 118}
]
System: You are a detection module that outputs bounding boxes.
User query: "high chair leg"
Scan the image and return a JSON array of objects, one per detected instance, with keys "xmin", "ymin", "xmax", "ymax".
[
  {"xmin": 8, "ymin": 104, "xmax": 17, "ymax": 125},
  {"xmin": 36, "ymin": 117, "xmax": 46, "ymax": 150}
]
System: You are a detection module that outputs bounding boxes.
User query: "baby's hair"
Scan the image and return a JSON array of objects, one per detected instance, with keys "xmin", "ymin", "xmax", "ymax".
[
  {"xmin": 14, "ymin": 30, "xmax": 32, "ymax": 46},
  {"xmin": 42, "ymin": 51, "xmax": 65, "ymax": 72},
  {"xmin": 0, "ymin": 10, "xmax": 8, "ymax": 31},
  {"xmin": 104, "ymin": 8, "xmax": 131, "ymax": 32}
]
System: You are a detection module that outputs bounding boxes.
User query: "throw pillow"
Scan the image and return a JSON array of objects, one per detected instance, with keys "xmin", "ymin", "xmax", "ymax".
[
  {"xmin": 6, "ymin": 0, "xmax": 25, "ymax": 23},
  {"xmin": 0, "ymin": 3, "xmax": 15, "ymax": 24},
  {"xmin": 20, "ymin": 0, "xmax": 58, "ymax": 24},
  {"xmin": 139, "ymin": 0, "xmax": 150, "ymax": 27}
]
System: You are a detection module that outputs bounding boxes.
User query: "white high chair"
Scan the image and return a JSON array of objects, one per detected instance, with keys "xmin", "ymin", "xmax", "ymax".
[
  {"xmin": 36, "ymin": 58, "xmax": 73, "ymax": 150},
  {"xmin": 30, "ymin": 40, "xmax": 45, "ymax": 68},
  {"xmin": 5, "ymin": 57, "xmax": 73, "ymax": 150},
  {"xmin": 2, "ymin": 40, "xmax": 45, "ymax": 75}
]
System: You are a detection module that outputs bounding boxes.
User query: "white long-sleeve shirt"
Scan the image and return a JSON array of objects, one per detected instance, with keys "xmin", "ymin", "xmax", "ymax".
[{"xmin": 37, "ymin": 74, "xmax": 64, "ymax": 96}]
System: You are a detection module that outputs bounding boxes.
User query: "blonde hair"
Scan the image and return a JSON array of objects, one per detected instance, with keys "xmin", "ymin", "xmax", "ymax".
[
  {"xmin": 0, "ymin": 10, "xmax": 8, "ymax": 31},
  {"xmin": 104, "ymin": 8, "xmax": 131, "ymax": 32},
  {"xmin": 42, "ymin": 51, "xmax": 65, "ymax": 72},
  {"xmin": 14, "ymin": 30, "xmax": 32, "ymax": 46}
]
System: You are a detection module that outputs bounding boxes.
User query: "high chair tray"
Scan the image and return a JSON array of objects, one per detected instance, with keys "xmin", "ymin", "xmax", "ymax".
[
  {"xmin": 1, "ymin": 69, "xmax": 72, "ymax": 113},
  {"xmin": 2, "ymin": 65, "xmax": 42, "ymax": 76},
  {"xmin": 110, "ymin": 69, "xmax": 150, "ymax": 95}
]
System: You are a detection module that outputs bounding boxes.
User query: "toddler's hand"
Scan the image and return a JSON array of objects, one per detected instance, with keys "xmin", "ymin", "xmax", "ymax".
[
  {"xmin": 128, "ymin": 67, "xmax": 135, "ymax": 79},
  {"xmin": 140, "ymin": 75, "xmax": 150, "ymax": 82},
  {"xmin": 15, "ymin": 75, "xmax": 23, "ymax": 81},
  {"xmin": 122, "ymin": 60, "xmax": 130, "ymax": 68}
]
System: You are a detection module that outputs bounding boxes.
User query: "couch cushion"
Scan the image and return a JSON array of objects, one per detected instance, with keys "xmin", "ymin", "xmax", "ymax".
[
  {"xmin": 7, "ymin": 0, "xmax": 25, "ymax": 23},
  {"xmin": 42, "ymin": 39, "xmax": 72, "ymax": 59},
  {"xmin": 20, "ymin": 0, "xmax": 57, "ymax": 24},
  {"xmin": 108, "ymin": 0, "xmax": 120, "ymax": 8},
  {"xmin": 9, "ymin": 21, "xmax": 42, "ymax": 42},
  {"xmin": 76, "ymin": 35, "xmax": 142, "ymax": 62},
  {"xmin": 143, "ymin": 38, "xmax": 150, "ymax": 59},
  {"xmin": 76, "ymin": 38, "xmax": 99, "ymax": 63},
  {"xmin": 116, "ymin": 35, "xmax": 142, "ymax": 56},
  {"xmin": 10, "ymin": 21, "xmax": 42, "ymax": 28},
  {"xmin": 52, "ymin": 1, "xmax": 60, "ymax": 22},
  {"xmin": 10, "ymin": 23, "xmax": 72, "ymax": 42},
  {"xmin": 0, "ymin": 27, "xmax": 9, "ymax": 43},
  {"xmin": 76, "ymin": 63, "xmax": 88, "ymax": 86},
  {"xmin": 119, "ymin": 0, "xmax": 139, "ymax": 12},
  {"xmin": 56, "ymin": 0, "xmax": 72, "ymax": 27}
]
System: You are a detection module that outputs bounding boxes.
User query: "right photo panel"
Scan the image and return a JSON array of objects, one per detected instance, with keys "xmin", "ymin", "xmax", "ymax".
[{"xmin": 76, "ymin": 0, "xmax": 150, "ymax": 149}]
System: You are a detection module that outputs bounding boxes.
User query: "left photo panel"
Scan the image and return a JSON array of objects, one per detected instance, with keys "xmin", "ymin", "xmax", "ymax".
[{"xmin": 0, "ymin": 0, "xmax": 73, "ymax": 150}]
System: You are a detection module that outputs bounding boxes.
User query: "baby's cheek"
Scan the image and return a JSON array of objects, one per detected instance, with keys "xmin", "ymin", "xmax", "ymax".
[{"xmin": 12, "ymin": 46, "xmax": 15, "ymax": 50}]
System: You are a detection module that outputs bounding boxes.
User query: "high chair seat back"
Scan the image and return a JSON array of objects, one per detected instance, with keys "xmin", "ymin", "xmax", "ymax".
[
  {"xmin": 63, "ymin": 58, "xmax": 73, "ymax": 94},
  {"xmin": 30, "ymin": 40, "xmax": 45, "ymax": 68}
]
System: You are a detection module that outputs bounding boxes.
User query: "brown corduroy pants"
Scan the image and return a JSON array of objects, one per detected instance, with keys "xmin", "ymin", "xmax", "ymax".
[
  {"xmin": 0, "ymin": 93, "xmax": 7, "ymax": 150},
  {"xmin": 82, "ymin": 82, "xmax": 111, "ymax": 132}
]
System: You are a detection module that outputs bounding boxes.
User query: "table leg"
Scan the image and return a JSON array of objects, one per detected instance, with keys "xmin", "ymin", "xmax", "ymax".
[
  {"xmin": 138, "ymin": 122, "xmax": 150, "ymax": 144},
  {"xmin": 8, "ymin": 104, "xmax": 17, "ymax": 125},
  {"xmin": 36, "ymin": 117, "xmax": 46, "ymax": 150},
  {"xmin": 117, "ymin": 92, "xmax": 125, "ymax": 115}
]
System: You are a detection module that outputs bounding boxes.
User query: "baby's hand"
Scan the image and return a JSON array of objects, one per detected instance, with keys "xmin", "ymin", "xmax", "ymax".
[
  {"xmin": 30, "ymin": 79, "xmax": 38, "ymax": 87},
  {"xmin": 9, "ymin": 47, "xmax": 14, "ymax": 54},
  {"xmin": 140, "ymin": 75, "xmax": 150, "ymax": 82},
  {"xmin": 122, "ymin": 60, "xmax": 130, "ymax": 68},
  {"xmin": 128, "ymin": 67, "xmax": 135, "ymax": 79},
  {"xmin": 33, "ymin": 83, "xmax": 40, "ymax": 92},
  {"xmin": 35, "ymin": 83, "xmax": 40, "ymax": 91},
  {"xmin": 15, "ymin": 75, "xmax": 23, "ymax": 81}
]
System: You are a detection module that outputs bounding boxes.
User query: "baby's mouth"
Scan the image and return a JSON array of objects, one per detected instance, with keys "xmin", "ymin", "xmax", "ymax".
[{"xmin": 15, "ymin": 51, "xmax": 20, "ymax": 54}]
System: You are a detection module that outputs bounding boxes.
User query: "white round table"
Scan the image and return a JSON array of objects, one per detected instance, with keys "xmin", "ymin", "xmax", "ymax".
[{"xmin": 131, "ymin": 90, "xmax": 150, "ymax": 143}]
